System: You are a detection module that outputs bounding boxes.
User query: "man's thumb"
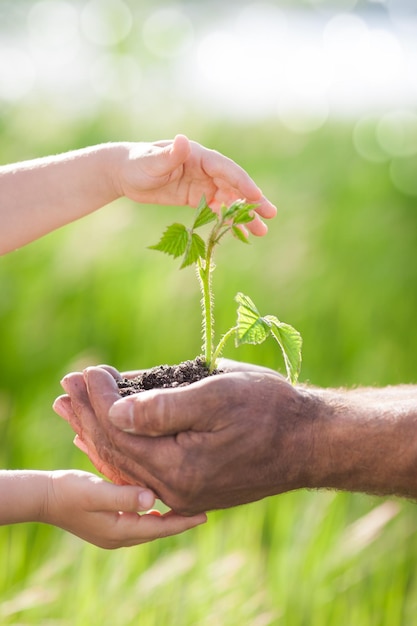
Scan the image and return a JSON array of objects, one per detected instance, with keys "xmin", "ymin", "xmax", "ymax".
[{"xmin": 108, "ymin": 386, "xmax": 198, "ymax": 436}]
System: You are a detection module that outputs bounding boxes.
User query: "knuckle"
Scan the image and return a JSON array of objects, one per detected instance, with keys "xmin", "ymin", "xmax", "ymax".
[
  {"xmin": 113, "ymin": 490, "xmax": 131, "ymax": 512},
  {"xmin": 135, "ymin": 390, "xmax": 166, "ymax": 434},
  {"xmin": 163, "ymin": 461, "xmax": 205, "ymax": 516}
]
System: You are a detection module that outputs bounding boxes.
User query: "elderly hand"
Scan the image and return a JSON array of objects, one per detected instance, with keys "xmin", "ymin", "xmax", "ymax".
[{"xmin": 54, "ymin": 361, "xmax": 316, "ymax": 515}]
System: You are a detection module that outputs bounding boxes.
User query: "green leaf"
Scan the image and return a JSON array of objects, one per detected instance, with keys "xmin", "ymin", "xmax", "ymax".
[
  {"xmin": 265, "ymin": 316, "xmax": 303, "ymax": 385},
  {"xmin": 180, "ymin": 232, "xmax": 206, "ymax": 268},
  {"xmin": 232, "ymin": 206, "xmax": 257, "ymax": 225},
  {"xmin": 232, "ymin": 225, "xmax": 250, "ymax": 244},
  {"xmin": 234, "ymin": 293, "xmax": 270, "ymax": 345},
  {"xmin": 222, "ymin": 200, "xmax": 257, "ymax": 223},
  {"xmin": 192, "ymin": 200, "xmax": 217, "ymax": 230},
  {"xmin": 148, "ymin": 223, "xmax": 189, "ymax": 258}
]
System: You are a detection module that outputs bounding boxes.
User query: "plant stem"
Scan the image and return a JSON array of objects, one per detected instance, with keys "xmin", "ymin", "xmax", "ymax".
[
  {"xmin": 198, "ymin": 222, "xmax": 223, "ymax": 370},
  {"xmin": 211, "ymin": 326, "xmax": 238, "ymax": 365},
  {"xmin": 197, "ymin": 216, "xmax": 236, "ymax": 370},
  {"xmin": 197, "ymin": 259, "xmax": 213, "ymax": 368}
]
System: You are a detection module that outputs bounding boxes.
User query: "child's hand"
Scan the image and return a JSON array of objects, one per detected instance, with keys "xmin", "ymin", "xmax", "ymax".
[
  {"xmin": 43, "ymin": 470, "xmax": 206, "ymax": 549},
  {"xmin": 112, "ymin": 134, "xmax": 277, "ymax": 236},
  {"xmin": 1, "ymin": 135, "xmax": 276, "ymax": 253}
]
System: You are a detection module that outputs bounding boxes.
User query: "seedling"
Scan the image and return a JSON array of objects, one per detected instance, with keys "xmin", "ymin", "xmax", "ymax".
[{"xmin": 149, "ymin": 196, "xmax": 302, "ymax": 384}]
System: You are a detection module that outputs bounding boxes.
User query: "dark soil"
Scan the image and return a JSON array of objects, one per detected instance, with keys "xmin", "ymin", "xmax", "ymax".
[{"xmin": 117, "ymin": 356, "xmax": 222, "ymax": 397}]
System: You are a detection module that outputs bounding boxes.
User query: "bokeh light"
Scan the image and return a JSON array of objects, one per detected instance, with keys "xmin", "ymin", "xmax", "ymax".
[
  {"xmin": 142, "ymin": 8, "xmax": 194, "ymax": 59},
  {"xmin": 352, "ymin": 116, "xmax": 389, "ymax": 163},
  {"xmin": 80, "ymin": 0, "xmax": 132, "ymax": 46},
  {"xmin": 390, "ymin": 155, "xmax": 417, "ymax": 197},
  {"xmin": 89, "ymin": 53, "xmax": 142, "ymax": 101},
  {"xmin": 377, "ymin": 110, "xmax": 417, "ymax": 158},
  {"xmin": 0, "ymin": 0, "xmax": 415, "ymax": 133},
  {"xmin": 27, "ymin": 1, "xmax": 79, "ymax": 54},
  {"xmin": 0, "ymin": 48, "xmax": 36, "ymax": 101}
]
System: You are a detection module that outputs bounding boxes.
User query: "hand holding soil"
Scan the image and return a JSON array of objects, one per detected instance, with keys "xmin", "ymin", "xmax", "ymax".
[
  {"xmin": 54, "ymin": 361, "xmax": 417, "ymax": 514},
  {"xmin": 1, "ymin": 133, "xmax": 279, "ymax": 547},
  {"xmin": 54, "ymin": 361, "xmax": 315, "ymax": 515}
]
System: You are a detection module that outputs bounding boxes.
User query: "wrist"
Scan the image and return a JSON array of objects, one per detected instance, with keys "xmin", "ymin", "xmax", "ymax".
[
  {"xmin": 40, "ymin": 470, "xmax": 70, "ymax": 528},
  {"xmin": 307, "ymin": 387, "xmax": 417, "ymax": 499},
  {"xmin": 100, "ymin": 142, "xmax": 132, "ymax": 201},
  {"xmin": 0, "ymin": 470, "xmax": 50, "ymax": 525},
  {"xmin": 267, "ymin": 381, "xmax": 323, "ymax": 495}
]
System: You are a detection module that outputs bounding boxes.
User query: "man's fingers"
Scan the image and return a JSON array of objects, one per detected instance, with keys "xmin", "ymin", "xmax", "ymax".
[
  {"xmin": 218, "ymin": 358, "xmax": 284, "ymax": 377},
  {"xmin": 53, "ymin": 394, "xmax": 74, "ymax": 423},
  {"xmin": 97, "ymin": 364, "xmax": 123, "ymax": 380},
  {"xmin": 108, "ymin": 387, "xmax": 197, "ymax": 435},
  {"xmin": 108, "ymin": 374, "xmax": 235, "ymax": 436},
  {"xmin": 84, "ymin": 366, "xmax": 126, "ymax": 418},
  {"xmin": 82, "ymin": 367, "xmax": 172, "ymax": 486}
]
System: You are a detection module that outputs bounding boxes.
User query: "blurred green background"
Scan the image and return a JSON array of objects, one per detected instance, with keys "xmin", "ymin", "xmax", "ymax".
[{"xmin": 1, "ymin": 0, "xmax": 417, "ymax": 624}]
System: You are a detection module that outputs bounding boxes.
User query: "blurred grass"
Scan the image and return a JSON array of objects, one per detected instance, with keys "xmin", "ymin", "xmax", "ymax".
[{"xmin": 1, "ymin": 109, "xmax": 417, "ymax": 625}]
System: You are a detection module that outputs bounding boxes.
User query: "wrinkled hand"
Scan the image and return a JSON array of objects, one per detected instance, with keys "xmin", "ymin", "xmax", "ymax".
[
  {"xmin": 116, "ymin": 135, "xmax": 277, "ymax": 237},
  {"xmin": 54, "ymin": 361, "xmax": 316, "ymax": 515}
]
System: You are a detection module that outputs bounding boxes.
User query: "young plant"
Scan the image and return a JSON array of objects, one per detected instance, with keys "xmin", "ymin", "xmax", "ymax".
[{"xmin": 149, "ymin": 196, "xmax": 302, "ymax": 384}]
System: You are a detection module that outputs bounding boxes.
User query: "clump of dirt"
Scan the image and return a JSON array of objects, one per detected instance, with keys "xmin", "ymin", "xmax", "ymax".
[{"xmin": 117, "ymin": 356, "xmax": 222, "ymax": 397}]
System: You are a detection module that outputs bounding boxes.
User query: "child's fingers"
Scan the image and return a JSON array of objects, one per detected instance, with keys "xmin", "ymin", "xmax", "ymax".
[
  {"xmin": 90, "ymin": 479, "xmax": 156, "ymax": 513},
  {"xmin": 144, "ymin": 134, "xmax": 190, "ymax": 178},
  {"xmin": 115, "ymin": 509, "xmax": 208, "ymax": 545},
  {"xmin": 255, "ymin": 196, "xmax": 278, "ymax": 220},
  {"xmin": 245, "ymin": 214, "xmax": 268, "ymax": 237}
]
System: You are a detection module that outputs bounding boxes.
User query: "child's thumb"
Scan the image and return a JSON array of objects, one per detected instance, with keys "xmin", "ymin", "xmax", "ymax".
[
  {"xmin": 156, "ymin": 134, "xmax": 190, "ymax": 174},
  {"xmin": 100, "ymin": 483, "xmax": 156, "ymax": 512}
]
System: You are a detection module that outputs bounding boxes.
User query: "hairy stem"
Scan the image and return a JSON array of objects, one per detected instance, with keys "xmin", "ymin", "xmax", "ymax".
[
  {"xmin": 211, "ymin": 326, "xmax": 238, "ymax": 365},
  {"xmin": 197, "ymin": 259, "xmax": 213, "ymax": 369},
  {"xmin": 198, "ymin": 221, "xmax": 225, "ymax": 370}
]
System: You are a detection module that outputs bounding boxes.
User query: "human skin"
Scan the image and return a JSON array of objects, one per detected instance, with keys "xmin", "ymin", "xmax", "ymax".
[
  {"xmin": 0, "ymin": 134, "xmax": 276, "ymax": 255},
  {"xmin": 1, "ymin": 134, "xmax": 274, "ymax": 545},
  {"xmin": 0, "ymin": 469, "xmax": 206, "ymax": 549},
  {"xmin": 53, "ymin": 361, "xmax": 417, "ymax": 516}
]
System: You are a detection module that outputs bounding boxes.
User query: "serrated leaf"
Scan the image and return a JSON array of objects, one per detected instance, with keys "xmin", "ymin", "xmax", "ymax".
[
  {"xmin": 232, "ymin": 212, "xmax": 254, "ymax": 225},
  {"xmin": 235, "ymin": 292, "xmax": 270, "ymax": 345},
  {"xmin": 232, "ymin": 225, "xmax": 250, "ymax": 243},
  {"xmin": 148, "ymin": 223, "xmax": 189, "ymax": 258},
  {"xmin": 222, "ymin": 200, "xmax": 246, "ymax": 220},
  {"xmin": 265, "ymin": 316, "xmax": 303, "ymax": 385},
  {"xmin": 192, "ymin": 201, "xmax": 217, "ymax": 230},
  {"xmin": 180, "ymin": 232, "xmax": 206, "ymax": 268},
  {"xmin": 232, "ymin": 206, "xmax": 257, "ymax": 225},
  {"xmin": 222, "ymin": 200, "xmax": 258, "ymax": 223}
]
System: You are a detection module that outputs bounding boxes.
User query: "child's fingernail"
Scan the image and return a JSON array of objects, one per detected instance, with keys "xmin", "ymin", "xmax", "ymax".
[
  {"xmin": 109, "ymin": 398, "xmax": 135, "ymax": 432},
  {"xmin": 138, "ymin": 490, "xmax": 155, "ymax": 511}
]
